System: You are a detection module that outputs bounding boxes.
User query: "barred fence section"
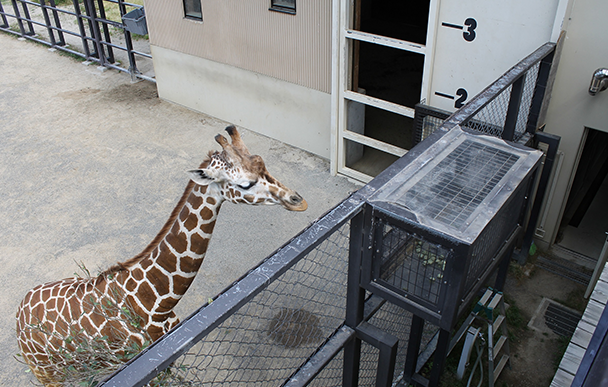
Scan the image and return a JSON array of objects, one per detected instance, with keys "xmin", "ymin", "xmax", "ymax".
[{"xmin": 0, "ymin": 0, "xmax": 152, "ymax": 81}]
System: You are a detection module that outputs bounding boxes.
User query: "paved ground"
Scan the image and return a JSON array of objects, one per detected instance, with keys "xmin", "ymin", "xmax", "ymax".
[{"xmin": 0, "ymin": 32, "xmax": 359, "ymax": 386}]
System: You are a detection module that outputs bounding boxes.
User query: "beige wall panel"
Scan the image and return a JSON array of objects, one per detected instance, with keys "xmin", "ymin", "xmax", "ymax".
[
  {"xmin": 538, "ymin": 0, "xmax": 608, "ymax": 248},
  {"xmin": 145, "ymin": 0, "xmax": 331, "ymax": 93},
  {"xmin": 152, "ymin": 45, "xmax": 332, "ymax": 158}
]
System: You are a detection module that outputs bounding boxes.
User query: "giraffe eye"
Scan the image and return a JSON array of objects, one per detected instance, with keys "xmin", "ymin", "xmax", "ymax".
[{"xmin": 238, "ymin": 181, "xmax": 256, "ymax": 190}]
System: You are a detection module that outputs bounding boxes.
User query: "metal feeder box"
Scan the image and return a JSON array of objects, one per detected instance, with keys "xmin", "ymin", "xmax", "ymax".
[
  {"xmin": 122, "ymin": 8, "xmax": 147, "ymax": 35},
  {"xmin": 362, "ymin": 126, "xmax": 542, "ymax": 331}
]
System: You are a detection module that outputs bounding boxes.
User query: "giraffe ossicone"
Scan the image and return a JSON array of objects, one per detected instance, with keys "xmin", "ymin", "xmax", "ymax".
[{"xmin": 15, "ymin": 125, "xmax": 307, "ymax": 386}]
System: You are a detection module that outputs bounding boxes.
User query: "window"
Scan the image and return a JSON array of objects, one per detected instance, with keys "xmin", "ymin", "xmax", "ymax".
[
  {"xmin": 270, "ymin": 0, "xmax": 295, "ymax": 14},
  {"xmin": 184, "ymin": 0, "xmax": 202, "ymax": 20}
]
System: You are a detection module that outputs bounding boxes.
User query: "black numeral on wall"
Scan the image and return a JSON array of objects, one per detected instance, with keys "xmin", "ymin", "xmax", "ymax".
[
  {"xmin": 463, "ymin": 18, "xmax": 477, "ymax": 42},
  {"xmin": 455, "ymin": 88, "xmax": 468, "ymax": 108}
]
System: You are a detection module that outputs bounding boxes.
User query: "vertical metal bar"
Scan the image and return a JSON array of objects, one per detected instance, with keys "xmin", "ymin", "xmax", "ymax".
[
  {"xmin": 376, "ymin": 335, "xmax": 398, "ymax": 387},
  {"xmin": 517, "ymin": 132, "xmax": 561, "ymax": 264},
  {"xmin": 502, "ymin": 75, "xmax": 526, "ymax": 141},
  {"xmin": 72, "ymin": 0, "xmax": 91, "ymax": 59},
  {"xmin": 494, "ymin": 248, "xmax": 513, "ymax": 292},
  {"xmin": 343, "ymin": 209, "xmax": 369, "ymax": 387},
  {"xmin": 39, "ymin": 0, "xmax": 57, "ymax": 46},
  {"xmin": 96, "ymin": 0, "xmax": 115, "ymax": 63},
  {"xmin": 84, "ymin": 0, "xmax": 105, "ymax": 65},
  {"xmin": 428, "ymin": 328, "xmax": 451, "ymax": 387},
  {"xmin": 403, "ymin": 314, "xmax": 424, "ymax": 383},
  {"xmin": 118, "ymin": 0, "xmax": 139, "ymax": 81},
  {"xmin": 355, "ymin": 322, "xmax": 399, "ymax": 387},
  {"xmin": 526, "ymin": 50, "xmax": 555, "ymax": 134},
  {"xmin": 48, "ymin": 0, "xmax": 65, "ymax": 45},
  {"xmin": 19, "ymin": 0, "xmax": 35, "ymax": 35},
  {"xmin": 11, "ymin": 0, "xmax": 28, "ymax": 36},
  {"xmin": 0, "ymin": 2, "xmax": 9, "ymax": 29}
]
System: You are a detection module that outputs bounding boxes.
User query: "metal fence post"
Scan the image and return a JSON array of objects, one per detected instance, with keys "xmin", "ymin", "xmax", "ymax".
[
  {"xmin": 117, "ymin": 0, "xmax": 139, "ymax": 81},
  {"xmin": 0, "ymin": 2, "xmax": 9, "ymax": 28},
  {"xmin": 72, "ymin": 0, "xmax": 92, "ymax": 59},
  {"xmin": 11, "ymin": 0, "xmax": 34, "ymax": 36},
  {"xmin": 48, "ymin": 0, "xmax": 66, "ymax": 46},
  {"xmin": 503, "ymin": 74, "xmax": 526, "ymax": 141},
  {"xmin": 343, "ymin": 209, "xmax": 369, "ymax": 387}
]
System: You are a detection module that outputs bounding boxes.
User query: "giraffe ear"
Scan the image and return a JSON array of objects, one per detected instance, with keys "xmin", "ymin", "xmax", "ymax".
[{"xmin": 188, "ymin": 169, "xmax": 214, "ymax": 185}]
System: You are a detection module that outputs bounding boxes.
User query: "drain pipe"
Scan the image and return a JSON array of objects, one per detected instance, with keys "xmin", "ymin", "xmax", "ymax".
[{"xmin": 589, "ymin": 68, "xmax": 608, "ymax": 95}]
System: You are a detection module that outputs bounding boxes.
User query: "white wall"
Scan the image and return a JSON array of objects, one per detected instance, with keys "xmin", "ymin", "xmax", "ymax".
[
  {"xmin": 151, "ymin": 45, "xmax": 332, "ymax": 159},
  {"xmin": 537, "ymin": 0, "xmax": 608, "ymax": 249}
]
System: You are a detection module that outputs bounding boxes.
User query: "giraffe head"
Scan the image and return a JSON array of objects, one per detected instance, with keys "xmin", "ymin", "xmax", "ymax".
[{"xmin": 188, "ymin": 126, "xmax": 308, "ymax": 211}]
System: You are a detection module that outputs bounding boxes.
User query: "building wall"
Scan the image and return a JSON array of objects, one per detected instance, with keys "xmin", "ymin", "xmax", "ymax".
[
  {"xmin": 152, "ymin": 45, "xmax": 332, "ymax": 157},
  {"xmin": 145, "ymin": 0, "xmax": 331, "ymax": 93},
  {"xmin": 537, "ymin": 0, "xmax": 608, "ymax": 249},
  {"xmin": 145, "ymin": 0, "xmax": 333, "ymax": 157}
]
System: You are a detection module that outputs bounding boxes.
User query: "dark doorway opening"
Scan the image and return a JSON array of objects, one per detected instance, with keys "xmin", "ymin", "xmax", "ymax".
[
  {"xmin": 557, "ymin": 128, "xmax": 608, "ymax": 259},
  {"xmin": 348, "ymin": 0, "xmax": 430, "ymax": 177}
]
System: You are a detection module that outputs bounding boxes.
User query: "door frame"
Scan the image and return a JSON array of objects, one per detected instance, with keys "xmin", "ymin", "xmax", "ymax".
[{"xmin": 330, "ymin": 0, "xmax": 440, "ymax": 182}]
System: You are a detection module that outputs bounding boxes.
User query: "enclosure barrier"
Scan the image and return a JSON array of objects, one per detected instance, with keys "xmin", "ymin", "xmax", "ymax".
[
  {"xmin": 0, "ymin": 0, "xmax": 152, "ymax": 82},
  {"xmin": 96, "ymin": 42, "xmax": 558, "ymax": 387},
  {"xmin": 414, "ymin": 42, "xmax": 561, "ymax": 263},
  {"xmin": 413, "ymin": 42, "xmax": 557, "ymax": 146}
]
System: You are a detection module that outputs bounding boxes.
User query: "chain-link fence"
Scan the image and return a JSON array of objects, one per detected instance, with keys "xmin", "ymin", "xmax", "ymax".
[{"xmin": 98, "ymin": 196, "xmax": 438, "ymax": 387}]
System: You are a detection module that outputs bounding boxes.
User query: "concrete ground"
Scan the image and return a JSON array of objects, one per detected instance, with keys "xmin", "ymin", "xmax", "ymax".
[{"xmin": 0, "ymin": 32, "xmax": 359, "ymax": 386}]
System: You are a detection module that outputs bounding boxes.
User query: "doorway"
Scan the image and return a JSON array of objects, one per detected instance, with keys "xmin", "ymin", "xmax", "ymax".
[
  {"xmin": 335, "ymin": 0, "xmax": 433, "ymax": 181},
  {"xmin": 556, "ymin": 128, "xmax": 608, "ymax": 260}
]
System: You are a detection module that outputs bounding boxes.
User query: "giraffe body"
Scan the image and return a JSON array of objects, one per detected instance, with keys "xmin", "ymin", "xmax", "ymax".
[{"xmin": 16, "ymin": 126, "xmax": 307, "ymax": 386}]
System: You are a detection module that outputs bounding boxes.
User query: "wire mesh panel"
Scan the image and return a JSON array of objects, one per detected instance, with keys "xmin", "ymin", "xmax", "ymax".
[
  {"xmin": 377, "ymin": 225, "xmax": 449, "ymax": 307},
  {"xmin": 397, "ymin": 139, "xmax": 520, "ymax": 231},
  {"xmin": 150, "ymin": 223, "xmax": 352, "ymax": 386},
  {"xmin": 413, "ymin": 44, "xmax": 553, "ymax": 146}
]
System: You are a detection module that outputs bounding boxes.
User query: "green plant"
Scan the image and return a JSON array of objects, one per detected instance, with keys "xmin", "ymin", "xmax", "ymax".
[{"xmin": 17, "ymin": 287, "xmax": 152, "ymax": 386}]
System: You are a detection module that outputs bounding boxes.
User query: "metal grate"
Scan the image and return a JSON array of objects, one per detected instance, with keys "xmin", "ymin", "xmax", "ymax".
[
  {"xmin": 378, "ymin": 225, "xmax": 450, "ymax": 306},
  {"xmin": 396, "ymin": 139, "xmax": 520, "ymax": 231},
  {"xmin": 465, "ymin": 186, "xmax": 525, "ymax": 293},
  {"xmin": 544, "ymin": 302, "xmax": 582, "ymax": 338}
]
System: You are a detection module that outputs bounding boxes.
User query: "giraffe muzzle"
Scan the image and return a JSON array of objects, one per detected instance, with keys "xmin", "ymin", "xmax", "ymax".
[{"xmin": 285, "ymin": 192, "xmax": 307, "ymax": 211}]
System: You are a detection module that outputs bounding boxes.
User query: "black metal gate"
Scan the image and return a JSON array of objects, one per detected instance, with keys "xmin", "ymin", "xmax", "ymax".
[{"xmin": 0, "ymin": 0, "xmax": 152, "ymax": 82}]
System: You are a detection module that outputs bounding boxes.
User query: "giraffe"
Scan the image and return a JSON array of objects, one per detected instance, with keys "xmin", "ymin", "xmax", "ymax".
[{"xmin": 15, "ymin": 126, "xmax": 307, "ymax": 386}]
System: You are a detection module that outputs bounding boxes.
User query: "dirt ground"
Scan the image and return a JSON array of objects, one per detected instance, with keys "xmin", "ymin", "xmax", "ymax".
[
  {"xmin": 498, "ymin": 263, "xmax": 586, "ymax": 387},
  {"xmin": 0, "ymin": 31, "xmax": 586, "ymax": 387}
]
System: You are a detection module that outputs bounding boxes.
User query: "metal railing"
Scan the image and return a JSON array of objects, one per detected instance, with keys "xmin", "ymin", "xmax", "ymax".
[
  {"xmin": 0, "ymin": 0, "xmax": 152, "ymax": 82},
  {"xmin": 94, "ymin": 43, "xmax": 561, "ymax": 386},
  {"xmin": 414, "ymin": 42, "xmax": 557, "ymax": 146}
]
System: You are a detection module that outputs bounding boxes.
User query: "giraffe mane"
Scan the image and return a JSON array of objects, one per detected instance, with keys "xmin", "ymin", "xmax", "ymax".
[{"xmin": 99, "ymin": 153, "xmax": 216, "ymax": 279}]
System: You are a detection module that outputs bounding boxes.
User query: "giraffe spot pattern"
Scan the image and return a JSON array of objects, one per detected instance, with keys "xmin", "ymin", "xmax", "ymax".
[{"xmin": 16, "ymin": 128, "xmax": 306, "ymax": 385}]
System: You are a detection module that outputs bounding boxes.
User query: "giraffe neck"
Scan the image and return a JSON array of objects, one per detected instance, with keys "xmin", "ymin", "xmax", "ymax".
[{"xmin": 112, "ymin": 182, "xmax": 223, "ymax": 336}]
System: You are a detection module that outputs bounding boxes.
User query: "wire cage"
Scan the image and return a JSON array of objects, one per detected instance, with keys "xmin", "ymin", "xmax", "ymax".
[{"xmin": 361, "ymin": 127, "xmax": 542, "ymax": 331}]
